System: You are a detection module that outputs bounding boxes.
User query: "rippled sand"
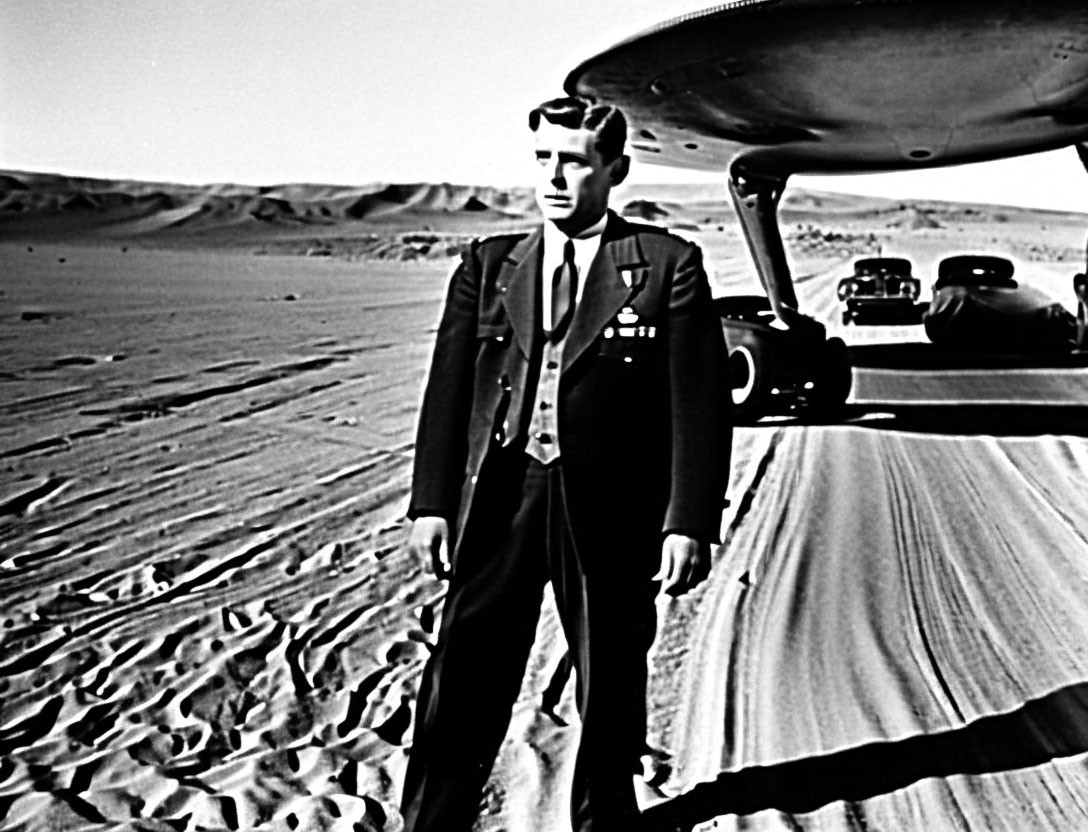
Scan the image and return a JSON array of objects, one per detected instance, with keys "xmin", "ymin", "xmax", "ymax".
[{"xmin": 4, "ymin": 194, "xmax": 1088, "ymax": 831}]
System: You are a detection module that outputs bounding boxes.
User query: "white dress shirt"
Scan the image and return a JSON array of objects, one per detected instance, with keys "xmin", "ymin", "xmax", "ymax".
[{"xmin": 540, "ymin": 213, "xmax": 608, "ymax": 332}]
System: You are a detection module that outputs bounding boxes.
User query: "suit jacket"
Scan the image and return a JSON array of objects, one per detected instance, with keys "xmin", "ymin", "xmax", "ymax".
[{"xmin": 409, "ymin": 212, "xmax": 732, "ymax": 573}]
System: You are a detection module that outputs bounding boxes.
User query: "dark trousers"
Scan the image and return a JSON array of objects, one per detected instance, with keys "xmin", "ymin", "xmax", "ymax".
[{"xmin": 400, "ymin": 450, "xmax": 658, "ymax": 832}]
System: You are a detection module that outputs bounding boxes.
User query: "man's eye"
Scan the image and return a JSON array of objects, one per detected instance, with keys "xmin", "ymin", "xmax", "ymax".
[{"xmin": 535, "ymin": 154, "xmax": 550, "ymax": 166}]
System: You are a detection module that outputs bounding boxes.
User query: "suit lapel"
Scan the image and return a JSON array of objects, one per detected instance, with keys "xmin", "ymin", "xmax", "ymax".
[
  {"xmin": 562, "ymin": 214, "xmax": 648, "ymax": 372},
  {"xmin": 497, "ymin": 227, "xmax": 543, "ymax": 359}
]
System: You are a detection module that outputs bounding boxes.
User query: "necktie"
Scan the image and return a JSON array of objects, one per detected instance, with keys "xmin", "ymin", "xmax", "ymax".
[{"xmin": 550, "ymin": 239, "xmax": 577, "ymax": 341}]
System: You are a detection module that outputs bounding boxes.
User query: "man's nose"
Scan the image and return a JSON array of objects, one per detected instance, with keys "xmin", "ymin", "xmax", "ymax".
[{"xmin": 550, "ymin": 159, "xmax": 566, "ymax": 186}]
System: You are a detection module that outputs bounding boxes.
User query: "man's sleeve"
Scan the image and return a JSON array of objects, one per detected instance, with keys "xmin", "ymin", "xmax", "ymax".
[
  {"xmin": 662, "ymin": 242, "xmax": 733, "ymax": 543},
  {"xmin": 407, "ymin": 241, "xmax": 481, "ymax": 521}
]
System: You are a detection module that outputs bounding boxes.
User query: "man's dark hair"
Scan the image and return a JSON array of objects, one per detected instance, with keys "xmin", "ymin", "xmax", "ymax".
[{"xmin": 528, "ymin": 96, "xmax": 627, "ymax": 163}]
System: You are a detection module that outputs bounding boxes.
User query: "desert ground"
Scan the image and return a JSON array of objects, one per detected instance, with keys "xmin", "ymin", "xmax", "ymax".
[{"xmin": 3, "ymin": 171, "xmax": 1088, "ymax": 831}]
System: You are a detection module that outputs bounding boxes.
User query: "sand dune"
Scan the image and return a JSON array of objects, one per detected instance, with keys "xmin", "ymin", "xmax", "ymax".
[
  {"xmin": 3, "ymin": 175, "xmax": 1088, "ymax": 830},
  {"xmin": 0, "ymin": 173, "xmax": 537, "ymax": 244}
]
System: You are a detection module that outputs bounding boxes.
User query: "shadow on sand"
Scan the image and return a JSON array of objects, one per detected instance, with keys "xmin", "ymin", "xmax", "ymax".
[
  {"xmin": 763, "ymin": 401, "xmax": 1088, "ymax": 438},
  {"xmin": 848, "ymin": 341, "xmax": 1088, "ymax": 371},
  {"xmin": 746, "ymin": 342, "xmax": 1088, "ymax": 436},
  {"xmin": 642, "ymin": 681, "xmax": 1088, "ymax": 831},
  {"xmin": 841, "ymin": 401, "xmax": 1088, "ymax": 437},
  {"xmin": 848, "ymin": 340, "xmax": 1088, "ymax": 436}
]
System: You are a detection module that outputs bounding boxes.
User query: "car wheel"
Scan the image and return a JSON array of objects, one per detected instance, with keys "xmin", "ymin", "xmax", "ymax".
[
  {"xmin": 729, "ymin": 341, "xmax": 774, "ymax": 424},
  {"xmin": 810, "ymin": 336, "xmax": 852, "ymax": 420}
]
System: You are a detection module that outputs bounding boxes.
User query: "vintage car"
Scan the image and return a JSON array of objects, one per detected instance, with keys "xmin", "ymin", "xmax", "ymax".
[
  {"xmin": 922, "ymin": 254, "xmax": 1079, "ymax": 352},
  {"xmin": 837, "ymin": 257, "xmax": 922, "ymax": 324},
  {"xmin": 716, "ymin": 295, "xmax": 851, "ymax": 423}
]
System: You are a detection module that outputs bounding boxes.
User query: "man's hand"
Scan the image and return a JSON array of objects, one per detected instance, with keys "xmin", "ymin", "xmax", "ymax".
[
  {"xmin": 655, "ymin": 533, "xmax": 711, "ymax": 597},
  {"xmin": 409, "ymin": 516, "xmax": 452, "ymax": 580}
]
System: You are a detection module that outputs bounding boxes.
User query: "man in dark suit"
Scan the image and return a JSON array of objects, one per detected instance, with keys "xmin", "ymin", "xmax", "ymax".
[{"xmin": 400, "ymin": 96, "xmax": 732, "ymax": 832}]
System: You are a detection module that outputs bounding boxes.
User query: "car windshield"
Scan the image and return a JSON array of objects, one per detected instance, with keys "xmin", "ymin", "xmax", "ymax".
[{"xmin": 855, "ymin": 258, "xmax": 911, "ymax": 277}]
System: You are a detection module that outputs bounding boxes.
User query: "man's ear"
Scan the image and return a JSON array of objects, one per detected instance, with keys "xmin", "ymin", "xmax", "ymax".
[{"xmin": 610, "ymin": 155, "xmax": 630, "ymax": 186}]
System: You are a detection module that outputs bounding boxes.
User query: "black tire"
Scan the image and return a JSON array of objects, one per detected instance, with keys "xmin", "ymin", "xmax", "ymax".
[
  {"xmin": 729, "ymin": 340, "xmax": 774, "ymax": 424},
  {"xmin": 810, "ymin": 336, "xmax": 852, "ymax": 419}
]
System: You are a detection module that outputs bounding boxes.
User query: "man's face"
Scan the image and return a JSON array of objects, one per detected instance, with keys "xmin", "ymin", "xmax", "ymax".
[{"xmin": 533, "ymin": 121, "xmax": 622, "ymax": 236}]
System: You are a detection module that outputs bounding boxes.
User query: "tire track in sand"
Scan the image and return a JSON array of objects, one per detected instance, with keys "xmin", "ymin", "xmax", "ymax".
[{"xmin": 660, "ymin": 424, "xmax": 1088, "ymax": 830}]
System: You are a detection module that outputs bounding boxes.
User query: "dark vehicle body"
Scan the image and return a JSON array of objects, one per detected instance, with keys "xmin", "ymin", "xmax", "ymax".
[
  {"xmin": 838, "ymin": 257, "xmax": 921, "ymax": 324},
  {"xmin": 716, "ymin": 296, "xmax": 851, "ymax": 423},
  {"xmin": 923, "ymin": 255, "xmax": 1078, "ymax": 352}
]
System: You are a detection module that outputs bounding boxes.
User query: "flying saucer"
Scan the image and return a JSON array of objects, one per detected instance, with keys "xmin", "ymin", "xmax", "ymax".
[{"xmin": 565, "ymin": 0, "xmax": 1088, "ymax": 176}]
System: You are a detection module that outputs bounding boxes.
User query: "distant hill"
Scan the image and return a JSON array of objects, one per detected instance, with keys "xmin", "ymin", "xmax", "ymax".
[
  {"xmin": 0, "ymin": 171, "xmax": 537, "ymax": 232},
  {"xmin": 2, "ymin": 169, "xmax": 1085, "ymax": 260},
  {"xmin": 0, "ymin": 172, "xmax": 551, "ymax": 258}
]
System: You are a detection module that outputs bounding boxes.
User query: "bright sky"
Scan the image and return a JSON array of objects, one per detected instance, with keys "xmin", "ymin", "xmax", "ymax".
[{"xmin": 3, "ymin": 0, "xmax": 1087, "ymax": 212}]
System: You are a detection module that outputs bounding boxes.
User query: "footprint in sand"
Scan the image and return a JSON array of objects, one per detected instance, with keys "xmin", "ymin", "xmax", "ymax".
[
  {"xmin": 373, "ymin": 694, "xmax": 412, "ymax": 745},
  {"xmin": 382, "ymin": 640, "xmax": 427, "ymax": 665},
  {"xmin": 414, "ymin": 603, "xmax": 437, "ymax": 635},
  {"xmin": 20, "ymin": 310, "xmax": 67, "ymax": 323},
  {"xmin": 54, "ymin": 356, "xmax": 97, "ymax": 367},
  {"xmin": 336, "ymin": 667, "xmax": 390, "ymax": 738}
]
